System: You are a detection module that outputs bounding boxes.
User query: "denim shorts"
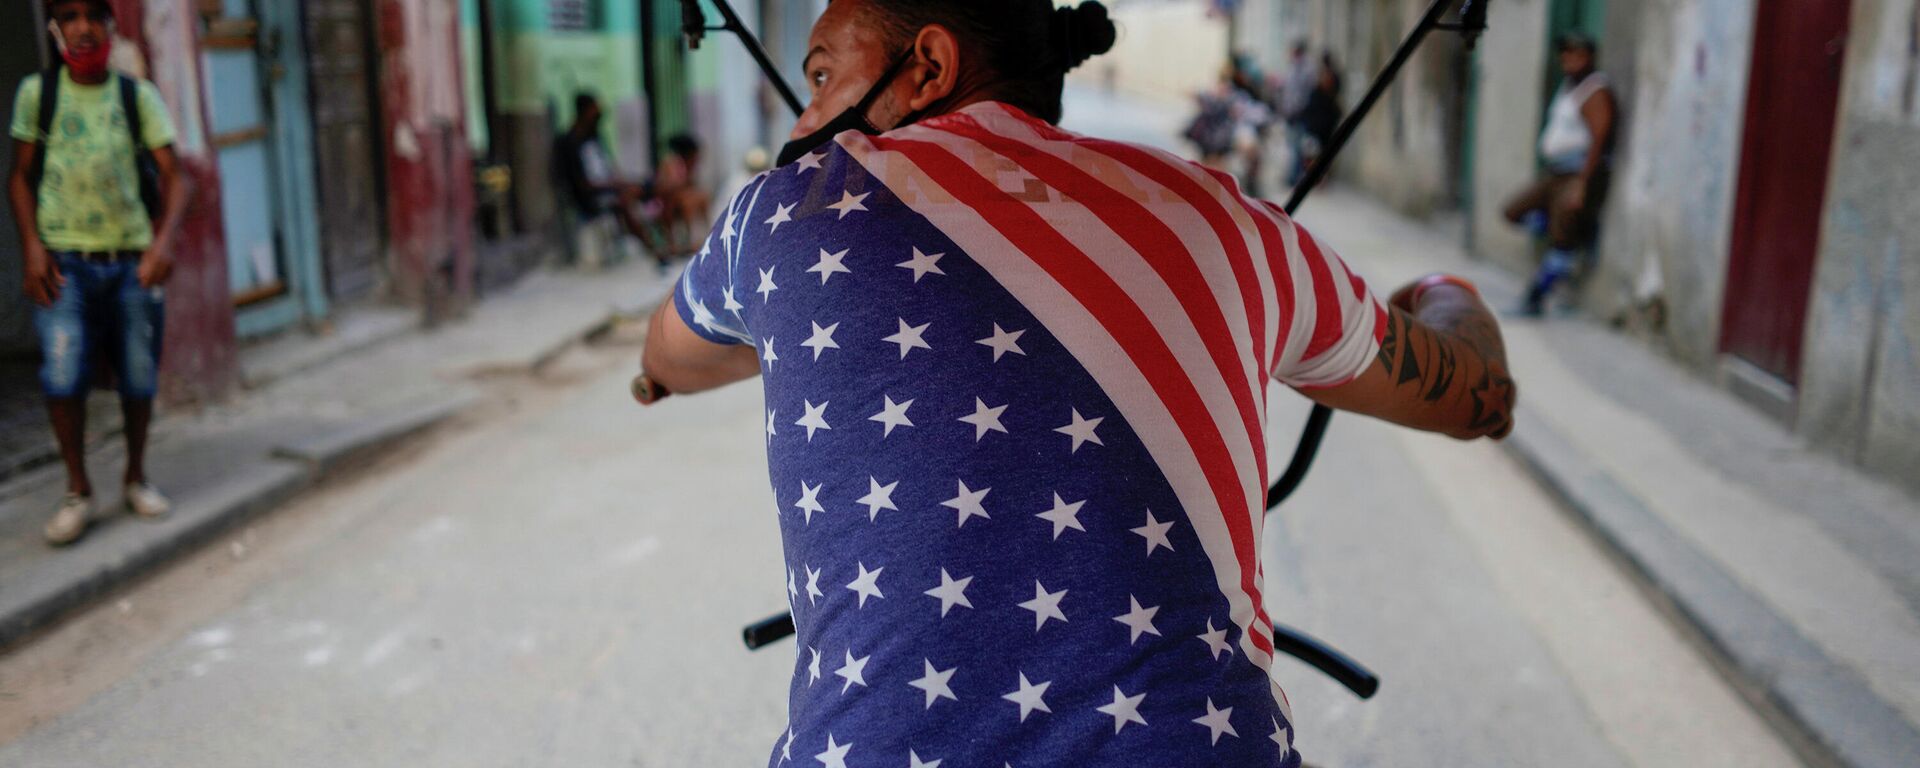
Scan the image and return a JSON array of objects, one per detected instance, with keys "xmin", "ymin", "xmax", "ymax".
[{"xmin": 33, "ymin": 253, "xmax": 166, "ymax": 400}]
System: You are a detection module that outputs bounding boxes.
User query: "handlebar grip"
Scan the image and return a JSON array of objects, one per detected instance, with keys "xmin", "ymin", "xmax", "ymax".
[{"xmin": 743, "ymin": 612, "xmax": 796, "ymax": 650}]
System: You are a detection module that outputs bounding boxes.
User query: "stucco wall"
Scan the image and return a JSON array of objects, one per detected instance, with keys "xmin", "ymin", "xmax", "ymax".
[
  {"xmin": 1590, "ymin": 0, "xmax": 1755, "ymax": 367},
  {"xmin": 1799, "ymin": 0, "xmax": 1920, "ymax": 492},
  {"xmin": 1465, "ymin": 0, "xmax": 1549, "ymax": 272}
]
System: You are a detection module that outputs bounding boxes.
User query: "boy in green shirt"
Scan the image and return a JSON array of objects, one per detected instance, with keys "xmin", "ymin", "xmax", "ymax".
[{"xmin": 8, "ymin": 0, "xmax": 189, "ymax": 546}]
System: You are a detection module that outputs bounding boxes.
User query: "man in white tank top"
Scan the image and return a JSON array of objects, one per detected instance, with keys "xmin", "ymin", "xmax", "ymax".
[{"xmin": 1501, "ymin": 33, "xmax": 1616, "ymax": 315}]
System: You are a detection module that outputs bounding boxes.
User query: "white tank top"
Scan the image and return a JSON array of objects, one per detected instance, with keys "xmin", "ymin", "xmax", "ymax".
[{"xmin": 1538, "ymin": 73, "xmax": 1609, "ymax": 172}]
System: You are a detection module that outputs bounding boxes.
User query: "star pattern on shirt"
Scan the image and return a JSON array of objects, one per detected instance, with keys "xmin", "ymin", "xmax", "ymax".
[
  {"xmin": 758, "ymin": 266, "xmax": 779, "ymax": 302},
  {"xmin": 1269, "ymin": 719, "xmax": 1291, "ymax": 755},
  {"xmin": 794, "ymin": 151, "xmax": 825, "ymax": 173},
  {"xmin": 1112, "ymin": 595, "xmax": 1162, "ymax": 644},
  {"xmin": 766, "ymin": 201, "xmax": 796, "ymax": 234},
  {"xmin": 835, "ymin": 651, "xmax": 871, "ymax": 693},
  {"xmin": 976, "ymin": 324, "xmax": 1027, "ymax": 361},
  {"xmin": 1096, "ymin": 686, "xmax": 1148, "ymax": 733},
  {"xmin": 827, "ymin": 191, "xmax": 870, "ymax": 219},
  {"xmin": 846, "ymin": 562, "xmax": 885, "ymax": 607},
  {"xmin": 809, "ymin": 248, "xmax": 852, "ymax": 284},
  {"xmin": 805, "ymin": 566, "xmax": 824, "ymax": 606},
  {"xmin": 802, "ymin": 322, "xmax": 842, "ymax": 360},
  {"xmin": 685, "ymin": 150, "xmax": 1314, "ymax": 764},
  {"xmin": 1054, "ymin": 409, "xmax": 1105, "ymax": 453},
  {"xmin": 924, "ymin": 568, "xmax": 974, "ymax": 617},
  {"xmin": 796, "ymin": 400, "xmax": 832, "ymax": 441},
  {"xmin": 856, "ymin": 477, "xmax": 900, "ymax": 522},
  {"xmin": 1017, "ymin": 580, "xmax": 1068, "ymax": 631},
  {"xmin": 896, "ymin": 248, "xmax": 946, "ymax": 282},
  {"xmin": 907, "ymin": 659, "xmax": 959, "ymax": 709},
  {"xmin": 1001, "ymin": 672, "xmax": 1052, "ymax": 722},
  {"xmin": 795, "ymin": 481, "xmax": 825, "ymax": 524},
  {"xmin": 1198, "ymin": 618, "xmax": 1235, "ymax": 660},
  {"xmin": 882, "ymin": 319, "xmax": 933, "ymax": 359},
  {"xmin": 869, "ymin": 395, "xmax": 915, "ymax": 437},
  {"xmin": 1131, "ymin": 509, "xmax": 1176, "ymax": 556},
  {"xmin": 940, "ymin": 481, "xmax": 992, "ymax": 528},
  {"xmin": 1194, "ymin": 698, "xmax": 1239, "ymax": 745},
  {"xmin": 816, "ymin": 733, "xmax": 852, "ymax": 768},
  {"xmin": 1035, "ymin": 493, "xmax": 1088, "ymax": 540},
  {"xmin": 958, "ymin": 398, "xmax": 1009, "ymax": 441}
]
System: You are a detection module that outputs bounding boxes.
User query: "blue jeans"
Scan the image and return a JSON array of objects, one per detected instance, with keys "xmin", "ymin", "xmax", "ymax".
[{"xmin": 34, "ymin": 253, "xmax": 165, "ymax": 400}]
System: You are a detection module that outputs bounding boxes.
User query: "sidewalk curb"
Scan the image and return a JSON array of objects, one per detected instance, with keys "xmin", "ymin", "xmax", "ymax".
[
  {"xmin": 271, "ymin": 391, "xmax": 483, "ymax": 477},
  {"xmin": 0, "ymin": 460, "xmax": 310, "ymax": 652},
  {"xmin": 1504, "ymin": 419, "xmax": 1920, "ymax": 768}
]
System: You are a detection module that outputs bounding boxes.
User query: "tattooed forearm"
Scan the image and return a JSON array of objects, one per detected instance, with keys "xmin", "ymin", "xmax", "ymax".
[{"xmin": 1374, "ymin": 303, "xmax": 1516, "ymax": 439}]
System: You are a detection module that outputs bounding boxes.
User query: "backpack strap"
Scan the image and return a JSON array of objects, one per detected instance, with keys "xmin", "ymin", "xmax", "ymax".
[
  {"xmin": 118, "ymin": 74, "xmax": 143, "ymax": 150},
  {"xmin": 27, "ymin": 65, "xmax": 61, "ymax": 196}
]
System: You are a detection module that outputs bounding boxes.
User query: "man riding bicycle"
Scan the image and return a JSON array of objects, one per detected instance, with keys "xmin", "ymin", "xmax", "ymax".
[{"xmin": 637, "ymin": 1, "xmax": 1517, "ymax": 764}]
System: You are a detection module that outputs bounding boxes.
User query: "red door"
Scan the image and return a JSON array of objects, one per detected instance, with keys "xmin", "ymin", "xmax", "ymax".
[{"xmin": 1720, "ymin": 0, "xmax": 1852, "ymax": 384}]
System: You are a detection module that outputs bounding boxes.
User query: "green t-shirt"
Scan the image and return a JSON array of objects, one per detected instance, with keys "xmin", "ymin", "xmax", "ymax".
[{"xmin": 9, "ymin": 69, "xmax": 176, "ymax": 252}]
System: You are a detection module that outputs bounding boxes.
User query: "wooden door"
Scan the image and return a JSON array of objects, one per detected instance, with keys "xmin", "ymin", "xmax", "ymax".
[
  {"xmin": 1720, "ymin": 0, "xmax": 1851, "ymax": 384},
  {"xmin": 202, "ymin": 3, "xmax": 288, "ymax": 310},
  {"xmin": 304, "ymin": 0, "xmax": 386, "ymax": 302}
]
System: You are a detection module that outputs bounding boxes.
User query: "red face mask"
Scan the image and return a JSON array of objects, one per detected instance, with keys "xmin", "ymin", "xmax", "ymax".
[{"xmin": 51, "ymin": 19, "xmax": 114, "ymax": 79}]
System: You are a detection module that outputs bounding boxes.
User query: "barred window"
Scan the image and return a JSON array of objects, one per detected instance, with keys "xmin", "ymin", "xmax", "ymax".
[{"xmin": 550, "ymin": 0, "xmax": 593, "ymax": 32}]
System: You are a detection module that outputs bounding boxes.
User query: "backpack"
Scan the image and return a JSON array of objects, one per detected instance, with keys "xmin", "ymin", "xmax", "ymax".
[{"xmin": 26, "ymin": 65, "xmax": 163, "ymax": 223}]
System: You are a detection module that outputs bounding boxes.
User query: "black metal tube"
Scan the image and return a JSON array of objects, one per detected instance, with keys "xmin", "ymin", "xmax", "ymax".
[
  {"xmin": 709, "ymin": 0, "xmax": 806, "ymax": 118},
  {"xmin": 1272, "ymin": 622, "xmax": 1381, "ymax": 699},
  {"xmin": 1267, "ymin": 404, "xmax": 1334, "ymax": 510},
  {"xmin": 1265, "ymin": 0, "xmax": 1462, "ymax": 512},
  {"xmin": 1283, "ymin": 0, "xmax": 1458, "ymax": 215}
]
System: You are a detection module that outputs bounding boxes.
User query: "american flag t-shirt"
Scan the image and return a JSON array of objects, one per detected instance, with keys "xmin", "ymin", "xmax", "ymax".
[{"xmin": 674, "ymin": 101, "xmax": 1386, "ymax": 767}]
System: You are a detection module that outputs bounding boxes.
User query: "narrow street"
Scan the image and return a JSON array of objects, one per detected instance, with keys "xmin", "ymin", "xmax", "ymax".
[{"xmin": 0, "ymin": 91, "xmax": 1803, "ymax": 768}]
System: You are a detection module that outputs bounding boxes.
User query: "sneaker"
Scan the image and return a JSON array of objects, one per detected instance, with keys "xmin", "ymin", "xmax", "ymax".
[
  {"xmin": 125, "ymin": 482, "xmax": 172, "ymax": 519},
  {"xmin": 44, "ymin": 494, "xmax": 93, "ymax": 546}
]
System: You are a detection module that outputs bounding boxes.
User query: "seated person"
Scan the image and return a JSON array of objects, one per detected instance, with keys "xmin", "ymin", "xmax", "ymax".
[
  {"xmin": 652, "ymin": 133, "xmax": 711, "ymax": 257},
  {"xmin": 555, "ymin": 92, "xmax": 670, "ymax": 265}
]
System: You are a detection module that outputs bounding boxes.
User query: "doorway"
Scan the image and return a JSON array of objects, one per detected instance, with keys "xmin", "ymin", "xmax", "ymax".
[
  {"xmin": 1719, "ymin": 0, "xmax": 1852, "ymax": 385},
  {"xmin": 304, "ymin": 0, "xmax": 388, "ymax": 303}
]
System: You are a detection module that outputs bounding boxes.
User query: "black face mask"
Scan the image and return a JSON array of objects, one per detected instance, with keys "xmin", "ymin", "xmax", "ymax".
[{"xmin": 777, "ymin": 50, "xmax": 919, "ymax": 167}]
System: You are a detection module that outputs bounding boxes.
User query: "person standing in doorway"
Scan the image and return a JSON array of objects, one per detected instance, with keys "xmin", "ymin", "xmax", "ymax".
[
  {"xmin": 1502, "ymin": 33, "xmax": 1615, "ymax": 315},
  {"xmin": 9, "ymin": 0, "xmax": 189, "ymax": 546}
]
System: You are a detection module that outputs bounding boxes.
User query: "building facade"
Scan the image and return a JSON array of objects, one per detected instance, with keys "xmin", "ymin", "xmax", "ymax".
[
  {"xmin": 1234, "ymin": 0, "xmax": 1920, "ymax": 494},
  {"xmin": 4, "ymin": 0, "xmax": 770, "ymax": 417}
]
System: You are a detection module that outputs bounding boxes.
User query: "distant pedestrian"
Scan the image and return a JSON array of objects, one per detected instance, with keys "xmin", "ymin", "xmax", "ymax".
[
  {"xmin": 1295, "ymin": 53, "xmax": 1345, "ymax": 181},
  {"xmin": 1503, "ymin": 33, "xmax": 1616, "ymax": 315},
  {"xmin": 1279, "ymin": 40, "xmax": 1319, "ymax": 186},
  {"xmin": 9, "ymin": 0, "xmax": 190, "ymax": 546}
]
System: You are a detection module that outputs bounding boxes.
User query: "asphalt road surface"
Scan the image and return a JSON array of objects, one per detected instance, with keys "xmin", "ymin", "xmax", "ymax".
[{"xmin": 0, "ymin": 315, "xmax": 1799, "ymax": 767}]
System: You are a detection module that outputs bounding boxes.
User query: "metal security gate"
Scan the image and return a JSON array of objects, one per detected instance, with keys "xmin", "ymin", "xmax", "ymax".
[{"xmin": 304, "ymin": 0, "xmax": 387, "ymax": 303}]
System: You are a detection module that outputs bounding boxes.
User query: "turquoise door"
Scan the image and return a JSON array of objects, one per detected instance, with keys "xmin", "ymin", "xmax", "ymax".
[{"xmin": 201, "ymin": 0, "xmax": 325, "ymax": 338}]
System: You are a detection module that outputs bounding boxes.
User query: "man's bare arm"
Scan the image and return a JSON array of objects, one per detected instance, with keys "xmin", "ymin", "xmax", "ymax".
[
  {"xmin": 640, "ymin": 298, "xmax": 762, "ymax": 396},
  {"xmin": 10, "ymin": 138, "xmax": 61, "ymax": 306},
  {"xmin": 1298, "ymin": 283, "xmax": 1517, "ymax": 440}
]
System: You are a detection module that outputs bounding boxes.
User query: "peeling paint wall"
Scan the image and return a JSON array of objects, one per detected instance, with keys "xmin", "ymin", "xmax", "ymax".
[
  {"xmin": 1590, "ymin": 0, "xmax": 1756, "ymax": 367},
  {"xmin": 1800, "ymin": 0, "xmax": 1920, "ymax": 494},
  {"xmin": 130, "ymin": 0, "xmax": 238, "ymax": 402},
  {"xmin": 377, "ymin": 0, "xmax": 477, "ymax": 315}
]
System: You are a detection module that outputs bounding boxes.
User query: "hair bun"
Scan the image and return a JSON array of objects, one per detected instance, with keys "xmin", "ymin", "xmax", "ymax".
[{"xmin": 1049, "ymin": 1, "xmax": 1117, "ymax": 73}]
